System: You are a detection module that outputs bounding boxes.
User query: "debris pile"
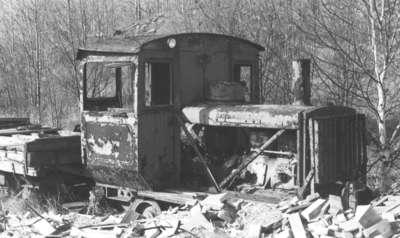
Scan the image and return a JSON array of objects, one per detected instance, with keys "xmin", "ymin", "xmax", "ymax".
[
  {"xmin": 2, "ymin": 191, "xmax": 400, "ymax": 238},
  {"xmin": 273, "ymin": 193, "xmax": 400, "ymax": 238},
  {"xmin": 0, "ymin": 190, "xmax": 287, "ymax": 238}
]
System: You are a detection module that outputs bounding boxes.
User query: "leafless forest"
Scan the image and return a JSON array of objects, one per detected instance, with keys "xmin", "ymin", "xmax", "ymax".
[{"xmin": 0, "ymin": 0, "xmax": 399, "ymax": 189}]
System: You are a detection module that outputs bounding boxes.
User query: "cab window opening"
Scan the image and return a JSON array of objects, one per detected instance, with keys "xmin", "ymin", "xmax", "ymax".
[
  {"xmin": 145, "ymin": 61, "xmax": 172, "ymax": 106},
  {"xmin": 84, "ymin": 62, "xmax": 135, "ymax": 110},
  {"xmin": 233, "ymin": 64, "xmax": 252, "ymax": 102},
  {"xmin": 86, "ymin": 62, "xmax": 117, "ymax": 98}
]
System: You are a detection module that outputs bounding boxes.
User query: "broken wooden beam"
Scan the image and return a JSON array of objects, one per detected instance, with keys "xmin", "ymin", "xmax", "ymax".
[
  {"xmin": 250, "ymin": 149, "xmax": 295, "ymax": 157},
  {"xmin": 0, "ymin": 127, "xmax": 58, "ymax": 136},
  {"xmin": 301, "ymin": 198, "xmax": 327, "ymax": 222},
  {"xmin": 176, "ymin": 113, "xmax": 221, "ymax": 192},
  {"xmin": 288, "ymin": 212, "xmax": 308, "ymax": 238},
  {"xmin": 137, "ymin": 190, "xmax": 196, "ymax": 205},
  {"xmin": 355, "ymin": 205, "xmax": 382, "ymax": 228},
  {"xmin": 219, "ymin": 129, "xmax": 285, "ymax": 189},
  {"xmin": 297, "ymin": 168, "xmax": 314, "ymax": 199}
]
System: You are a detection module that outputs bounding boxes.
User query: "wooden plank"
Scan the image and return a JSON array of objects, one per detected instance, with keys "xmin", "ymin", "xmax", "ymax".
[
  {"xmin": 355, "ymin": 205, "xmax": 382, "ymax": 228},
  {"xmin": 62, "ymin": 201, "xmax": 88, "ymax": 209},
  {"xmin": 297, "ymin": 169, "xmax": 314, "ymax": 199},
  {"xmin": 0, "ymin": 128, "xmax": 58, "ymax": 136},
  {"xmin": 286, "ymin": 202, "xmax": 312, "ymax": 214},
  {"xmin": 372, "ymin": 196, "xmax": 389, "ymax": 207},
  {"xmin": 384, "ymin": 201, "xmax": 400, "ymax": 214},
  {"xmin": 328, "ymin": 195, "xmax": 344, "ymax": 215},
  {"xmin": 288, "ymin": 213, "xmax": 307, "ymax": 238},
  {"xmin": 0, "ymin": 161, "xmax": 37, "ymax": 176},
  {"xmin": 137, "ymin": 190, "xmax": 196, "ymax": 205},
  {"xmin": 0, "ymin": 145, "xmax": 25, "ymax": 152},
  {"xmin": 0, "ymin": 135, "xmax": 33, "ymax": 151},
  {"xmin": 301, "ymin": 198, "xmax": 327, "ymax": 221},
  {"xmin": 0, "ymin": 150, "xmax": 26, "ymax": 162},
  {"xmin": 251, "ymin": 149, "xmax": 294, "ymax": 157},
  {"xmin": 223, "ymin": 191, "xmax": 281, "ymax": 204},
  {"xmin": 260, "ymin": 218, "xmax": 283, "ymax": 234},
  {"xmin": 363, "ymin": 219, "xmax": 393, "ymax": 238}
]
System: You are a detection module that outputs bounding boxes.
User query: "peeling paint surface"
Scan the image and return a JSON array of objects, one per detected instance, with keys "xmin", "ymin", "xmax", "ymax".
[
  {"xmin": 183, "ymin": 104, "xmax": 315, "ymax": 129},
  {"xmin": 82, "ymin": 111, "xmax": 140, "ymax": 187},
  {"xmin": 87, "ymin": 136, "xmax": 120, "ymax": 158}
]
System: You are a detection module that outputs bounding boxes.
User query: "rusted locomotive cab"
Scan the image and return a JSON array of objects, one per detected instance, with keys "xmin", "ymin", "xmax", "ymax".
[{"xmin": 77, "ymin": 33, "xmax": 264, "ymax": 196}]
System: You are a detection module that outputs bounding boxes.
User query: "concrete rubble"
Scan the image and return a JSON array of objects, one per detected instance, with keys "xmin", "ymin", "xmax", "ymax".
[{"xmin": 1, "ymin": 191, "xmax": 400, "ymax": 238}]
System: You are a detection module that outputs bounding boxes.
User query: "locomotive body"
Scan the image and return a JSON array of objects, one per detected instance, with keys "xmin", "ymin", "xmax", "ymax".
[{"xmin": 76, "ymin": 31, "xmax": 366, "ymax": 201}]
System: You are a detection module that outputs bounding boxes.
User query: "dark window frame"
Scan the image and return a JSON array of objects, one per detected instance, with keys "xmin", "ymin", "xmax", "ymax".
[{"xmin": 143, "ymin": 59, "xmax": 173, "ymax": 108}]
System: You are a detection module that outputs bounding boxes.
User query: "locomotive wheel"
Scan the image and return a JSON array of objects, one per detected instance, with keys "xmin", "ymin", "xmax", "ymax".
[
  {"xmin": 121, "ymin": 199, "xmax": 161, "ymax": 223},
  {"xmin": 140, "ymin": 200, "xmax": 161, "ymax": 219}
]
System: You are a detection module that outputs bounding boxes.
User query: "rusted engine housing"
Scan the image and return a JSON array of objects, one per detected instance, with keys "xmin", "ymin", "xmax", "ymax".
[{"xmin": 183, "ymin": 104, "xmax": 367, "ymax": 189}]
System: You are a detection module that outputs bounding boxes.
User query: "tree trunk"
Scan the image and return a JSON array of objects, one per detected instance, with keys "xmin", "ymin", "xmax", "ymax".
[
  {"xmin": 369, "ymin": 0, "xmax": 390, "ymax": 193},
  {"xmin": 34, "ymin": 0, "xmax": 41, "ymax": 124}
]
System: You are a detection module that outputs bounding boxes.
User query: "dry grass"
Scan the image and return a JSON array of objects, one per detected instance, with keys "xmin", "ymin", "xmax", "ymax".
[{"xmin": 0, "ymin": 190, "xmax": 61, "ymax": 217}]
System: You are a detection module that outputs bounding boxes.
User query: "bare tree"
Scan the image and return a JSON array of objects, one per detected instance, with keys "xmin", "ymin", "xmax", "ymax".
[{"xmin": 295, "ymin": 0, "xmax": 400, "ymax": 191}]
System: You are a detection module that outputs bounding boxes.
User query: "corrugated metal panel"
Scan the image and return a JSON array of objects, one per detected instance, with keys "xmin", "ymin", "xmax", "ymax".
[
  {"xmin": 308, "ymin": 114, "xmax": 366, "ymax": 185},
  {"xmin": 297, "ymin": 106, "xmax": 366, "ymax": 192}
]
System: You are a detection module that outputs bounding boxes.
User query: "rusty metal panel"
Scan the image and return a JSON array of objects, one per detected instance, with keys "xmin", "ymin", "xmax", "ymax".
[
  {"xmin": 85, "ymin": 123, "xmax": 136, "ymax": 167},
  {"xmin": 138, "ymin": 110, "xmax": 179, "ymax": 190},
  {"xmin": 309, "ymin": 114, "xmax": 366, "ymax": 184},
  {"xmin": 183, "ymin": 104, "xmax": 313, "ymax": 129},
  {"xmin": 179, "ymin": 51, "xmax": 204, "ymax": 104},
  {"xmin": 298, "ymin": 106, "xmax": 366, "ymax": 187},
  {"xmin": 177, "ymin": 38, "xmax": 229, "ymax": 105},
  {"xmin": 82, "ymin": 112, "xmax": 146, "ymax": 189}
]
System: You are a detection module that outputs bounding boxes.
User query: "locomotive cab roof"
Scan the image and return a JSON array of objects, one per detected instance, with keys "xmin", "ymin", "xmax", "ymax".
[{"xmin": 76, "ymin": 32, "xmax": 265, "ymax": 60}]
